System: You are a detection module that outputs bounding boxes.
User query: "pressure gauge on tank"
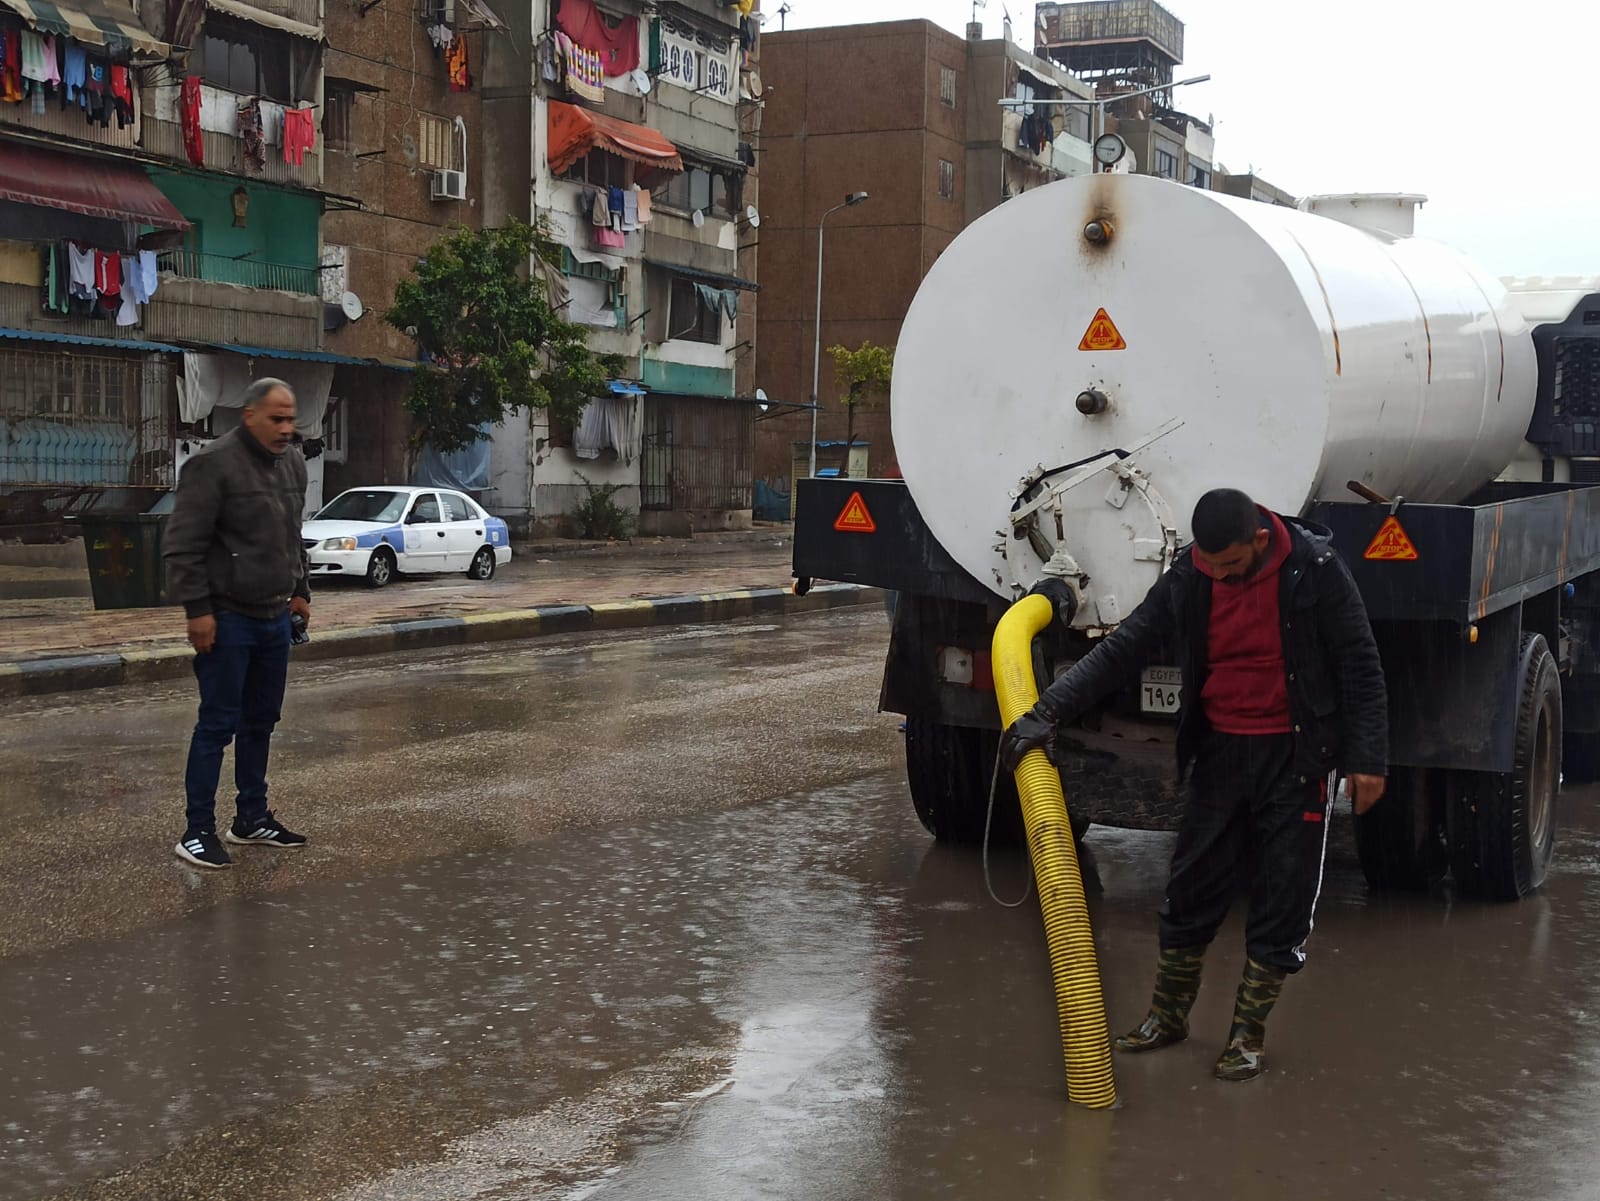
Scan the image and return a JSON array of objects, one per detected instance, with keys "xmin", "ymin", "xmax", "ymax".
[{"xmin": 1093, "ymin": 134, "xmax": 1127, "ymax": 168}]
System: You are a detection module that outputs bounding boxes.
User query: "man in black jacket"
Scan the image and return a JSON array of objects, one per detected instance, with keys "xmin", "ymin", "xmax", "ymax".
[
  {"xmin": 1001, "ymin": 488, "xmax": 1387, "ymax": 1081},
  {"xmin": 164, "ymin": 378, "xmax": 312, "ymax": 869}
]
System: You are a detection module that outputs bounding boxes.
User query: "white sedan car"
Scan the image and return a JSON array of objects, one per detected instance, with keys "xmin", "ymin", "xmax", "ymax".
[{"xmin": 302, "ymin": 486, "xmax": 512, "ymax": 587}]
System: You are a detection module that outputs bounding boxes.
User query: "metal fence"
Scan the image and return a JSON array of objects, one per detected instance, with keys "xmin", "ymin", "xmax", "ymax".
[
  {"xmin": 157, "ymin": 248, "xmax": 320, "ymax": 295},
  {"xmin": 640, "ymin": 395, "xmax": 754, "ymax": 512},
  {"xmin": 0, "ymin": 346, "xmax": 176, "ymax": 488}
]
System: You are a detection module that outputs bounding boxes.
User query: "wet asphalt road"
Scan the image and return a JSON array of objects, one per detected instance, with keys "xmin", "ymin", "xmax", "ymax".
[{"xmin": 4, "ymin": 606, "xmax": 1600, "ymax": 1200}]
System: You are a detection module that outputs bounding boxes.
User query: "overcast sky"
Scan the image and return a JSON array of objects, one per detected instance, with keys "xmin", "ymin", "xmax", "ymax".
[{"xmin": 776, "ymin": 0, "xmax": 1600, "ymax": 279}]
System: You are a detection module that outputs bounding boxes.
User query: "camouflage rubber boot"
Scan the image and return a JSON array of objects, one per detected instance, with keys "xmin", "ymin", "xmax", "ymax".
[
  {"xmin": 1213, "ymin": 957, "xmax": 1288, "ymax": 1082},
  {"xmin": 1112, "ymin": 945, "xmax": 1205, "ymax": 1053}
]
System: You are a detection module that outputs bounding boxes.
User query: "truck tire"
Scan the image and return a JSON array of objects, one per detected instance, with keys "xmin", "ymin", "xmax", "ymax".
[
  {"xmin": 904, "ymin": 720, "xmax": 1025, "ymax": 844},
  {"xmin": 1450, "ymin": 633, "xmax": 1561, "ymax": 901},
  {"xmin": 1354, "ymin": 767, "xmax": 1448, "ymax": 892}
]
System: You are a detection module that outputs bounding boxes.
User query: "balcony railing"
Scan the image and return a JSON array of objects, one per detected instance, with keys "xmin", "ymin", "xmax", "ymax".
[
  {"xmin": 230, "ymin": 0, "xmax": 321, "ymax": 28},
  {"xmin": 156, "ymin": 249, "xmax": 319, "ymax": 295},
  {"xmin": 141, "ymin": 113, "xmax": 322, "ymax": 189}
]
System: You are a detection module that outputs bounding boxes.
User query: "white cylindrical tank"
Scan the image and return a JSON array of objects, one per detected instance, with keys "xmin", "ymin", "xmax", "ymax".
[{"xmin": 892, "ymin": 174, "xmax": 1538, "ymax": 615}]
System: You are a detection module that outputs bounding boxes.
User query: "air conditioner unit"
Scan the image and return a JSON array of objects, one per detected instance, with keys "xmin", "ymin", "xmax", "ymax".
[{"xmin": 430, "ymin": 169, "xmax": 466, "ymax": 201}]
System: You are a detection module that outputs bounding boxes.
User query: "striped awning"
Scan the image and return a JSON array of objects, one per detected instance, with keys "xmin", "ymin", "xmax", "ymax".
[{"xmin": 0, "ymin": 0, "xmax": 169, "ymax": 56}]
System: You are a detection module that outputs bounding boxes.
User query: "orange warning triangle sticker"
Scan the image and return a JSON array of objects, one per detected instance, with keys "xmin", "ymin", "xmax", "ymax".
[
  {"xmin": 833, "ymin": 491, "xmax": 877, "ymax": 534},
  {"xmin": 1078, "ymin": 307, "xmax": 1127, "ymax": 351},
  {"xmin": 1364, "ymin": 515, "xmax": 1419, "ymax": 561}
]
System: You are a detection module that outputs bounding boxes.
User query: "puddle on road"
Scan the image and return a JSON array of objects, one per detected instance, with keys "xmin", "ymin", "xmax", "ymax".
[{"xmin": 7, "ymin": 778, "xmax": 1600, "ymax": 1201}]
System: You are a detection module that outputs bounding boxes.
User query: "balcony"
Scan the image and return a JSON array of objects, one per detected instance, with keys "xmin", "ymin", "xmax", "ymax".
[
  {"xmin": 157, "ymin": 249, "xmax": 319, "ymax": 295},
  {"xmin": 140, "ymin": 80, "xmax": 323, "ymax": 189},
  {"xmin": 0, "ymin": 90, "xmax": 140, "ymax": 154},
  {"xmin": 0, "ymin": 269, "xmax": 322, "ymax": 354}
]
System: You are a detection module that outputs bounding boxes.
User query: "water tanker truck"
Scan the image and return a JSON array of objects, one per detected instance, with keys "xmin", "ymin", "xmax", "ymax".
[{"xmin": 795, "ymin": 173, "xmax": 1600, "ymax": 902}]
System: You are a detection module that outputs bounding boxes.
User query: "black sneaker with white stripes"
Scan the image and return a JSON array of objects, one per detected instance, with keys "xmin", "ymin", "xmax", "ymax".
[
  {"xmin": 225, "ymin": 811, "xmax": 307, "ymax": 849},
  {"xmin": 174, "ymin": 831, "xmax": 232, "ymax": 869}
]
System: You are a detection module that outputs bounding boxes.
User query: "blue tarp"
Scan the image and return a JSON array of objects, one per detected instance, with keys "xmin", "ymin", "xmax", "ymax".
[
  {"xmin": 413, "ymin": 427, "xmax": 490, "ymax": 492},
  {"xmin": 753, "ymin": 479, "xmax": 790, "ymax": 522}
]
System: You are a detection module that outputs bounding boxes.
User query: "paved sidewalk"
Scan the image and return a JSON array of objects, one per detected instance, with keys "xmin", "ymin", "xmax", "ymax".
[{"xmin": 0, "ymin": 532, "xmax": 880, "ymax": 697}]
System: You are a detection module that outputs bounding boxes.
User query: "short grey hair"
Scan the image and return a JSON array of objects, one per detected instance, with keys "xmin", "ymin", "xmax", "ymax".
[{"xmin": 242, "ymin": 377, "xmax": 296, "ymax": 409}]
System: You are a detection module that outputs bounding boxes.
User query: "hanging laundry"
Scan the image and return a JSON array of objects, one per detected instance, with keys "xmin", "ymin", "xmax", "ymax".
[
  {"xmin": 66, "ymin": 243, "xmax": 96, "ymax": 300},
  {"xmin": 110, "ymin": 65, "xmax": 133, "ymax": 128},
  {"xmin": 607, "ymin": 185, "xmax": 625, "ymax": 216},
  {"xmin": 731, "ymin": 0, "xmax": 754, "ymax": 15},
  {"xmin": 61, "ymin": 43, "xmax": 85, "ymax": 106},
  {"xmin": 83, "ymin": 56, "xmax": 109, "ymax": 126},
  {"xmin": 39, "ymin": 243, "xmax": 70, "ymax": 316},
  {"xmin": 18, "ymin": 30, "xmax": 48, "ymax": 83},
  {"xmin": 426, "ymin": 23, "xmax": 453, "ymax": 51},
  {"xmin": 282, "ymin": 105, "xmax": 316, "ymax": 166},
  {"xmin": 137, "ymin": 249, "xmax": 158, "ymax": 301},
  {"xmin": 445, "ymin": 35, "xmax": 470, "ymax": 91},
  {"xmin": 237, "ymin": 98, "xmax": 266, "ymax": 174},
  {"xmin": 539, "ymin": 36, "xmax": 559, "ymax": 83},
  {"xmin": 595, "ymin": 226, "xmax": 625, "ymax": 249},
  {"xmin": 180, "ymin": 75, "xmax": 204, "ymax": 165},
  {"xmin": 116, "ymin": 254, "xmax": 139, "ymax": 326},
  {"xmin": 553, "ymin": 31, "xmax": 604, "ymax": 102},
  {"xmin": 40, "ymin": 34, "xmax": 59, "ymax": 86},
  {"xmin": 554, "ymin": 0, "xmax": 639, "ymax": 76},
  {"xmin": 739, "ymin": 16, "xmax": 755, "ymax": 52},
  {"xmin": 0, "ymin": 27, "xmax": 22, "ymax": 103},
  {"xmin": 589, "ymin": 188, "xmax": 609, "ymax": 227},
  {"xmin": 620, "ymin": 188, "xmax": 639, "ymax": 231},
  {"xmin": 635, "ymin": 186, "xmax": 652, "ymax": 224}
]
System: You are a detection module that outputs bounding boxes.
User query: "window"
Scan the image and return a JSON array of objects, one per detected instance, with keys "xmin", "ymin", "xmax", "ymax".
[
  {"xmin": 1153, "ymin": 148, "xmax": 1180, "ymax": 180},
  {"xmin": 937, "ymin": 158, "xmax": 955, "ymax": 200},
  {"xmin": 654, "ymin": 165, "xmax": 741, "ymax": 219},
  {"xmin": 198, "ymin": 14, "xmax": 294, "ymax": 101},
  {"xmin": 561, "ymin": 248, "xmax": 626, "ymax": 327},
  {"xmin": 323, "ymin": 81, "xmax": 356, "ymax": 151},
  {"xmin": 668, "ymin": 276, "xmax": 724, "ymax": 344},
  {"xmin": 1189, "ymin": 165, "xmax": 1211, "ymax": 190},
  {"xmin": 440, "ymin": 492, "xmax": 474, "ymax": 522},
  {"xmin": 408, "ymin": 494, "xmax": 443, "ymax": 524},
  {"xmin": 562, "ymin": 148, "xmax": 632, "ymax": 189},
  {"xmin": 418, "ymin": 113, "xmax": 457, "ymax": 170},
  {"xmin": 322, "ymin": 397, "xmax": 347, "ymax": 463},
  {"xmin": 940, "ymin": 66, "xmax": 957, "ymax": 108}
]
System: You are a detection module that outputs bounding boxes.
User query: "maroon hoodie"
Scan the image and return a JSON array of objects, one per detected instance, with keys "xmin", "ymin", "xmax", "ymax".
[{"xmin": 1195, "ymin": 508, "xmax": 1294, "ymax": 735}]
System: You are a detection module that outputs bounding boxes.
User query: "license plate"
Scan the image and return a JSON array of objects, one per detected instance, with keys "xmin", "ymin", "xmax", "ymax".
[{"xmin": 1140, "ymin": 667, "xmax": 1182, "ymax": 714}]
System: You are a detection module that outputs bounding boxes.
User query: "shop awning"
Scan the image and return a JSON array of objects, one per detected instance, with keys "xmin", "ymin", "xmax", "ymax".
[
  {"xmin": 0, "ymin": 0, "xmax": 168, "ymax": 56},
  {"xmin": 548, "ymin": 101, "xmax": 683, "ymax": 175},
  {"xmin": 217, "ymin": 343, "xmax": 376, "ymax": 366},
  {"xmin": 0, "ymin": 326, "xmax": 181, "ymax": 352},
  {"xmin": 644, "ymin": 259, "xmax": 759, "ymax": 292},
  {"xmin": 0, "ymin": 143, "xmax": 190, "ymax": 229},
  {"xmin": 203, "ymin": 0, "xmax": 321, "ymax": 39}
]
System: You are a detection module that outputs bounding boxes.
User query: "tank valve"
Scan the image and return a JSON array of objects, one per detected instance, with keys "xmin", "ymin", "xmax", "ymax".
[
  {"xmin": 1075, "ymin": 388, "xmax": 1109, "ymax": 415},
  {"xmin": 1083, "ymin": 219, "xmax": 1113, "ymax": 246}
]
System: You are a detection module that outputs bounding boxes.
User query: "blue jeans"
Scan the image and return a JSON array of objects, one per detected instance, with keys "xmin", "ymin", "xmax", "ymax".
[{"xmin": 184, "ymin": 610, "xmax": 292, "ymax": 835}]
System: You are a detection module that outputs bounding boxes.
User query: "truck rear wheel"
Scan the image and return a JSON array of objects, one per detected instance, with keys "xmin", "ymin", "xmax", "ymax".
[
  {"xmin": 1355, "ymin": 767, "xmax": 1448, "ymax": 892},
  {"xmin": 904, "ymin": 719, "xmax": 1025, "ymax": 844},
  {"xmin": 1450, "ymin": 633, "xmax": 1561, "ymax": 901}
]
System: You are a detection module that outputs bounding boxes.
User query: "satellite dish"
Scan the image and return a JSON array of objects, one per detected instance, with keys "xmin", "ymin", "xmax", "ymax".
[
  {"xmin": 692, "ymin": 208, "xmax": 706, "ymax": 228},
  {"xmin": 340, "ymin": 291, "xmax": 365, "ymax": 322},
  {"xmin": 632, "ymin": 68, "xmax": 652, "ymax": 94},
  {"xmin": 744, "ymin": 205, "xmax": 761, "ymax": 228},
  {"xmin": 755, "ymin": 387, "xmax": 769, "ymax": 413},
  {"xmin": 744, "ymin": 70, "xmax": 764, "ymax": 99}
]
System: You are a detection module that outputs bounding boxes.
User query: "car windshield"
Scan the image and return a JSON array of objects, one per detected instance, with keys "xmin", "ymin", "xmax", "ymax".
[{"xmin": 315, "ymin": 490, "xmax": 409, "ymax": 523}]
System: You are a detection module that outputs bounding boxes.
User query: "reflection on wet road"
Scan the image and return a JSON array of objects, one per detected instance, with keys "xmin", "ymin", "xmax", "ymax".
[{"xmin": 4, "ymin": 611, "xmax": 1600, "ymax": 1200}]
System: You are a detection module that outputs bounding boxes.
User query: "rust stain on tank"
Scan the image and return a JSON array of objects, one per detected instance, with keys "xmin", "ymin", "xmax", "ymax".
[{"xmin": 1078, "ymin": 174, "xmax": 1119, "ymax": 259}]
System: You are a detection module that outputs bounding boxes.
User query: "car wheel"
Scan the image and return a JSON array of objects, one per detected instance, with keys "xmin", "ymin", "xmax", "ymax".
[
  {"xmin": 467, "ymin": 546, "xmax": 496, "ymax": 581},
  {"xmin": 366, "ymin": 546, "xmax": 396, "ymax": 589}
]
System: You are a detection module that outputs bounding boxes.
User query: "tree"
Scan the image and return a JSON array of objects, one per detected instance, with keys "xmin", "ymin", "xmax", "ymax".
[
  {"xmin": 386, "ymin": 220, "xmax": 623, "ymax": 463},
  {"xmin": 827, "ymin": 341, "xmax": 894, "ymax": 476}
]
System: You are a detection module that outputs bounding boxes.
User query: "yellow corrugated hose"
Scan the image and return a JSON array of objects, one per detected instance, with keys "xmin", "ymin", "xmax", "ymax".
[{"xmin": 992, "ymin": 593, "xmax": 1118, "ymax": 1108}]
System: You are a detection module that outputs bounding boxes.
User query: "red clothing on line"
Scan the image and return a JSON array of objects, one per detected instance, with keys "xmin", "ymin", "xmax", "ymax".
[
  {"xmin": 180, "ymin": 75, "xmax": 204, "ymax": 166},
  {"xmin": 1196, "ymin": 507, "xmax": 1294, "ymax": 735},
  {"xmin": 555, "ymin": 0, "xmax": 640, "ymax": 76},
  {"xmin": 94, "ymin": 250, "xmax": 121, "ymax": 297},
  {"xmin": 282, "ymin": 106, "xmax": 316, "ymax": 166}
]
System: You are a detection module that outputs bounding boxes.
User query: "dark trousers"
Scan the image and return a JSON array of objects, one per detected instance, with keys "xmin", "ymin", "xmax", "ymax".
[
  {"xmin": 1159, "ymin": 732, "xmax": 1333, "ymax": 974},
  {"xmin": 184, "ymin": 610, "xmax": 291, "ymax": 835}
]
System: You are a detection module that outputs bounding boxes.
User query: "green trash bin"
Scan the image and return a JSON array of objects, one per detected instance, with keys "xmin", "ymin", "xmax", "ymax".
[{"xmin": 69, "ymin": 514, "xmax": 169, "ymax": 610}]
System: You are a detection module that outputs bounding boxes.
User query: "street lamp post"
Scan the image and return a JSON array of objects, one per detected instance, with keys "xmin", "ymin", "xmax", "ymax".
[{"xmin": 810, "ymin": 190, "xmax": 871, "ymax": 481}]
